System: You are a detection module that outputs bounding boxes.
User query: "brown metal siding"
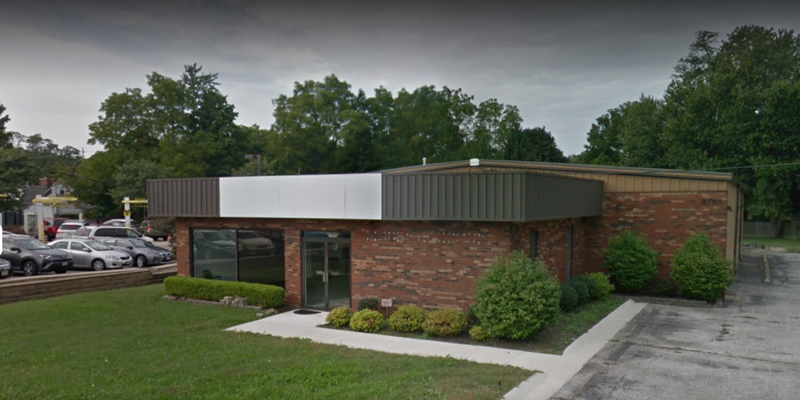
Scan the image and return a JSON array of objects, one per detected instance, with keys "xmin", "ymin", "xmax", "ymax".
[
  {"xmin": 382, "ymin": 172, "xmax": 602, "ymax": 221},
  {"xmin": 147, "ymin": 178, "xmax": 220, "ymax": 217}
]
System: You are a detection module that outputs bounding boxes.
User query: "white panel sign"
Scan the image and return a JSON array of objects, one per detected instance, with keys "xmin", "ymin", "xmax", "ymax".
[{"xmin": 219, "ymin": 173, "xmax": 382, "ymax": 220}]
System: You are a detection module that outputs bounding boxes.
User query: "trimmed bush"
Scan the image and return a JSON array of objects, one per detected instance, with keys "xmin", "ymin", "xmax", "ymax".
[
  {"xmin": 422, "ymin": 309, "xmax": 467, "ymax": 337},
  {"xmin": 164, "ymin": 276, "xmax": 284, "ymax": 308},
  {"xmin": 388, "ymin": 305, "xmax": 427, "ymax": 332},
  {"xmin": 605, "ymin": 230, "xmax": 659, "ymax": 292},
  {"xmin": 586, "ymin": 273, "xmax": 615, "ymax": 299},
  {"xmin": 358, "ymin": 298, "xmax": 380, "ymax": 311},
  {"xmin": 671, "ymin": 234, "xmax": 734, "ymax": 302},
  {"xmin": 473, "ymin": 252, "xmax": 561, "ymax": 340},
  {"xmin": 349, "ymin": 309, "xmax": 385, "ymax": 333},
  {"xmin": 469, "ymin": 325, "xmax": 492, "ymax": 341},
  {"xmin": 570, "ymin": 280, "xmax": 590, "ymax": 305},
  {"xmin": 467, "ymin": 305, "xmax": 480, "ymax": 326},
  {"xmin": 570, "ymin": 275, "xmax": 599, "ymax": 300},
  {"xmin": 326, "ymin": 307, "xmax": 354, "ymax": 328},
  {"xmin": 560, "ymin": 284, "xmax": 579, "ymax": 312}
]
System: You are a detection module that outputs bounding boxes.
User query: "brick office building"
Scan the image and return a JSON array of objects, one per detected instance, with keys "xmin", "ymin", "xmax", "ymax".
[{"xmin": 148, "ymin": 159, "xmax": 742, "ymax": 311}]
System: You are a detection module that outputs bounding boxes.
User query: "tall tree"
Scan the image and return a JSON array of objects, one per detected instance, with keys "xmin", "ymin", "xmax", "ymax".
[
  {"xmin": 663, "ymin": 26, "xmax": 800, "ymax": 228},
  {"xmin": 0, "ymin": 104, "xmax": 34, "ymax": 211},
  {"xmin": 502, "ymin": 127, "xmax": 567, "ymax": 163}
]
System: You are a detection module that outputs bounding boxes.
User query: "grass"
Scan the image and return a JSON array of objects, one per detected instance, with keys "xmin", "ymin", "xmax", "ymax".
[
  {"xmin": 335, "ymin": 298, "xmax": 624, "ymax": 355},
  {"xmin": 743, "ymin": 237, "xmax": 800, "ymax": 252},
  {"xmin": 0, "ymin": 285, "xmax": 530, "ymax": 400}
]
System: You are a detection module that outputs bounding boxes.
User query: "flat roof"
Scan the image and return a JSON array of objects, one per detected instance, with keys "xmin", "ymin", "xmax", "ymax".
[{"xmin": 381, "ymin": 159, "xmax": 734, "ymax": 181}]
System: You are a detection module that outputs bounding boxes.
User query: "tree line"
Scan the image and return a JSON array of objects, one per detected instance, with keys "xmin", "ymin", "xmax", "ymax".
[{"xmin": 2, "ymin": 24, "xmax": 799, "ymax": 227}]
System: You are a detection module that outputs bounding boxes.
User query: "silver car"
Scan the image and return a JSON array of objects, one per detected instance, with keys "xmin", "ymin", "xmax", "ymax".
[
  {"xmin": 48, "ymin": 239, "xmax": 132, "ymax": 271},
  {"xmin": 0, "ymin": 258, "xmax": 11, "ymax": 279},
  {"xmin": 55, "ymin": 222, "xmax": 85, "ymax": 240},
  {"xmin": 102, "ymin": 238, "xmax": 173, "ymax": 268}
]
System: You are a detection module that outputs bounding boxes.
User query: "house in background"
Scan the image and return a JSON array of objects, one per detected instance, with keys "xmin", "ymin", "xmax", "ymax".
[
  {"xmin": 147, "ymin": 159, "xmax": 743, "ymax": 312},
  {"xmin": 20, "ymin": 178, "xmax": 85, "ymax": 233}
]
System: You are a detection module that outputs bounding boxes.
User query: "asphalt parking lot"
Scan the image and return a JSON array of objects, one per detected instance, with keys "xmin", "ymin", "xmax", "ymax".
[
  {"xmin": 552, "ymin": 252, "xmax": 800, "ymax": 400},
  {"xmin": 0, "ymin": 240, "xmax": 172, "ymax": 280}
]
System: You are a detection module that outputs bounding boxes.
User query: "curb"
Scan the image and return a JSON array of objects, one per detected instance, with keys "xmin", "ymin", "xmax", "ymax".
[{"xmin": 611, "ymin": 294, "xmax": 721, "ymax": 308}]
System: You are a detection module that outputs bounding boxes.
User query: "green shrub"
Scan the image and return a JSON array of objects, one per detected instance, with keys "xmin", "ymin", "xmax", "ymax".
[
  {"xmin": 560, "ymin": 284, "xmax": 579, "ymax": 312},
  {"xmin": 358, "ymin": 298, "xmax": 380, "ymax": 311},
  {"xmin": 473, "ymin": 251, "xmax": 561, "ymax": 340},
  {"xmin": 605, "ymin": 230, "xmax": 659, "ymax": 292},
  {"xmin": 421, "ymin": 309, "xmax": 467, "ymax": 337},
  {"xmin": 326, "ymin": 307, "xmax": 354, "ymax": 328},
  {"xmin": 570, "ymin": 280, "xmax": 590, "ymax": 305},
  {"xmin": 349, "ymin": 309, "xmax": 385, "ymax": 333},
  {"xmin": 570, "ymin": 275, "xmax": 599, "ymax": 300},
  {"xmin": 467, "ymin": 305, "xmax": 480, "ymax": 326},
  {"xmin": 586, "ymin": 273, "xmax": 615, "ymax": 299},
  {"xmin": 388, "ymin": 305, "xmax": 427, "ymax": 332},
  {"xmin": 164, "ymin": 276, "xmax": 284, "ymax": 309},
  {"xmin": 671, "ymin": 234, "xmax": 734, "ymax": 302},
  {"xmin": 469, "ymin": 325, "xmax": 492, "ymax": 341}
]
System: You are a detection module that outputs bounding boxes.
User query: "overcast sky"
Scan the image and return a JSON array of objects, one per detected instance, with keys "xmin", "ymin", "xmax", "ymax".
[{"xmin": 2, "ymin": 0, "xmax": 799, "ymax": 159}]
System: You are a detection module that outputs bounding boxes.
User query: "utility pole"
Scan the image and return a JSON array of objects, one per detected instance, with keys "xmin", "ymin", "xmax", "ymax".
[{"xmin": 245, "ymin": 154, "xmax": 262, "ymax": 176}]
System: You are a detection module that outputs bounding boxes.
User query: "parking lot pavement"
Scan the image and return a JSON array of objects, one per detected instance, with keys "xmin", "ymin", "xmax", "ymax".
[{"xmin": 551, "ymin": 252, "xmax": 800, "ymax": 400}]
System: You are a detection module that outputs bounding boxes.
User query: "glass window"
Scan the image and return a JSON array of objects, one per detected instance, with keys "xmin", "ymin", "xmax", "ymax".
[
  {"xmin": 13, "ymin": 238, "xmax": 49, "ymax": 250},
  {"xmin": 192, "ymin": 229, "xmax": 237, "ymax": 281},
  {"xmin": 237, "ymin": 230, "xmax": 285, "ymax": 288},
  {"xmin": 70, "ymin": 242, "xmax": 89, "ymax": 252},
  {"xmin": 530, "ymin": 230, "xmax": 539, "ymax": 260},
  {"xmin": 51, "ymin": 241, "xmax": 68, "ymax": 249},
  {"xmin": 190, "ymin": 228, "xmax": 285, "ymax": 288},
  {"xmin": 126, "ymin": 229, "xmax": 141, "ymax": 238},
  {"xmin": 303, "ymin": 231, "xmax": 350, "ymax": 239},
  {"xmin": 86, "ymin": 241, "xmax": 112, "ymax": 251}
]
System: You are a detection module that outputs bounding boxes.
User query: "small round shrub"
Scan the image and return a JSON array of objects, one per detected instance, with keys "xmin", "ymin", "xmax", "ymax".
[
  {"xmin": 358, "ymin": 298, "xmax": 380, "ymax": 311},
  {"xmin": 560, "ymin": 284, "xmax": 579, "ymax": 312},
  {"xmin": 586, "ymin": 273, "xmax": 615, "ymax": 299},
  {"xmin": 671, "ymin": 234, "xmax": 733, "ymax": 302},
  {"xmin": 570, "ymin": 280, "xmax": 590, "ymax": 305},
  {"xmin": 469, "ymin": 325, "xmax": 492, "ymax": 341},
  {"xmin": 421, "ymin": 309, "xmax": 467, "ymax": 337},
  {"xmin": 349, "ymin": 309, "xmax": 385, "ymax": 333},
  {"xmin": 467, "ymin": 305, "xmax": 480, "ymax": 326},
  {"xmin": 326, "ymin": 306, "xmax": 354, "ymax": 328},
  {"xmin": 570, "ymin": 275, "xmax": 599, "ymax": 300},
  {"xmin": 473, "ymin": 252, "xmax": 561, "ymax": 340},
  {"xmin": 388, "ymin": 305, "xmax": 427, "ymax": 332},
  {"xmin": 605, "ymin": 230, "xmax": 659, "ymax": 292}
]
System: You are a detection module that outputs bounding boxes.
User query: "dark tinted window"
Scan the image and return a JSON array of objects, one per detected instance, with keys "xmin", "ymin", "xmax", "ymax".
[{"xmin": 59, "ymin": 224, "xmax": 81, "ymax": 231}]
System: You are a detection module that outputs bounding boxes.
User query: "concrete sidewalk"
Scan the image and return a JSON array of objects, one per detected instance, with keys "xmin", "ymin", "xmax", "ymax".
[{"xmin": 227, "ymin": 299, "xmax": 646, "ymax": 400}]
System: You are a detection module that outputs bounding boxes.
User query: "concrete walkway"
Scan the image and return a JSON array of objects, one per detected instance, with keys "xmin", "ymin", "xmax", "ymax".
[{"xmin": 227, "ymin": 299, "xmax": 646, "ymax": 400}]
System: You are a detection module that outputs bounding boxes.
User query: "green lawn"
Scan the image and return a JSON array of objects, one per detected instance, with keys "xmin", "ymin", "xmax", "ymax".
[
  {"xmin": 743, "ymin": 237, "xmax": 800, "ymax": 252},
  {"xmin": 0, "ymin": 285, "xmax": 530, "ymax": 400},
  {"xmin": 338, "ymin": 298, "xmax": 624, "ymax": 355}
]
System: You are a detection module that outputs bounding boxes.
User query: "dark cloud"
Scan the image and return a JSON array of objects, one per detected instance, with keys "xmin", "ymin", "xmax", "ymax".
[{"xmin": 2, "ymin": 0, "xmax": 800, "ymax": 155}]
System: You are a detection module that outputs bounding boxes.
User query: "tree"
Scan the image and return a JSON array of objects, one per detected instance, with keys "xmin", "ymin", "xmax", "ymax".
[
  {"xmin": 577, "ymin": 95, "xmax": 666, "ymax": 167},
  {"xmin": 502, "ymin": 127, "xmax": 567, "ymax": 163},
  {"xmin": 109, "ymin": 159, "xmax": 171, "ymax": 201},
  {"xmin": 662, "ymin": 26, "xmax": 800, "ymax": 229},
  {"xmin": 0, "ymin": 105, "xmax": 39, "ymax": 211}
]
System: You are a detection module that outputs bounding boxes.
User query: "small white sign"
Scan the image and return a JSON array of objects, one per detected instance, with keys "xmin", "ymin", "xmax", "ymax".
[{"xmin": 381, "ymin": 298, "xmax": 392, "ymax": 307}]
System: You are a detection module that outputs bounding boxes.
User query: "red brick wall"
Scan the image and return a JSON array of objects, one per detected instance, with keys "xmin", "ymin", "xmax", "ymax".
[
  {"xmin": 175, "ymin": 217, "xmax": 576, "ymax": 311},
  {"xmin": 581, "ymin": 192, "xmax": 729, "ymax": 277},
  {"xmin": 511, "ymin": 219, "xmax": 584, "ymax": 282}
]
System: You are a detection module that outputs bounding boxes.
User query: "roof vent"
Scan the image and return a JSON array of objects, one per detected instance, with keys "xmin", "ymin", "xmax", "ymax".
[{"xmin": 469, "ymin": 158, "xmax": 480, "ymax": 167}]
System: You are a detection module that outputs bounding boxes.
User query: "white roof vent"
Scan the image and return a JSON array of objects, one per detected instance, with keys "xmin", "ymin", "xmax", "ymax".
[{"xmin": 469, "ymin": 158, "xmax": 480, "ymax": 167}]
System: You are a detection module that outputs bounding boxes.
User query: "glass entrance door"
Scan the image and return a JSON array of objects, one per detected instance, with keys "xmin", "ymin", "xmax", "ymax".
[{"xmin": 302, "ymin": 232, "xmax": 351, "ymax": 310}]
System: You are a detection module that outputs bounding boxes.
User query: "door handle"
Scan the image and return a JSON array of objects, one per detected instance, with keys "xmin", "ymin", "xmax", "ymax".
[{"xmin": 316, "ymin": 270, "xmax": 327, "ymax": 282}]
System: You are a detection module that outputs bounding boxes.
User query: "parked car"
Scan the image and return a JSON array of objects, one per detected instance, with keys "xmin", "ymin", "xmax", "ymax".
[
  {"xmin": 55, "ymin": 222, "xmax": 85, "ymax": 240},
  {"xmin": 140, "ymin": 220, "xmax": 170, "ymax": 241},
  {"xmin": 49, "ymin": 239, "xmax": 132, "ymax": 271},
  {"xmin": 102, "ymin": 219, "xmax": 139, "ymax": 229},
  {"xmin": 101, "ymin": 238, "xmax": 173, "ymax": 267},
  {"xmin": 45, "ymin": 218, "xmax": 69, "ymax": 241},
  {"xmin": 0, "ymin": 258, "xmax": 11, "ymax": 279},
  {"xmin": 0, "ymin": 235, "xmax": 72, "ymax": 276},
  {"xmin": 72, "ymin": 226, "xmax": 155, "ymax": 243}
]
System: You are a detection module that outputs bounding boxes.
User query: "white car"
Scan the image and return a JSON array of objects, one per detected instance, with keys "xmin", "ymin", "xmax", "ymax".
[
  {"xmin": 49, "ymin": 239, "xmax": 132, "ymax": 271},
  {"xmin": 72, "ymin": 226, "xmax": 155, "ymax": 243}
]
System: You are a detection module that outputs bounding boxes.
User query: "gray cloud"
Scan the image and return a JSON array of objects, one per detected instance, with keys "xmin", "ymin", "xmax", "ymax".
[{"xmin": 2, "ymin": 0, "xmax": 799, "ymax": 157}]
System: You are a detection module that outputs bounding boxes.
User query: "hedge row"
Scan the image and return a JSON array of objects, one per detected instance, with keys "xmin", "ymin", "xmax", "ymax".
[{"xmin": 164, "ymin": 276, "xmax": 285, "ymax": 309}]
